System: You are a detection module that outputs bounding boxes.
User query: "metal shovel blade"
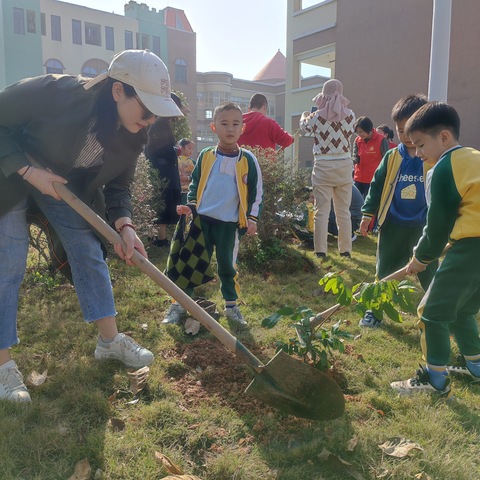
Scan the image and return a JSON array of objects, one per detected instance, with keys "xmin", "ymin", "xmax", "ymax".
[{"xmin": 245, "ymin": 350, "xmax": 345, "ymax": 420}]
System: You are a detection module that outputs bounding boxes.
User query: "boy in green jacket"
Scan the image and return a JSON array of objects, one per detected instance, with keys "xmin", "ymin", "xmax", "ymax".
[
  {"xmin": 162, "ymin": 102, "xmax": 263, "ymax": 326},
  {"xmin": 359, "ymin": 94, "xmax": 438, "ymax": 327},
  {"xmin": 391, "ymin": 102, "xmax": 480, "ymax": 396}
]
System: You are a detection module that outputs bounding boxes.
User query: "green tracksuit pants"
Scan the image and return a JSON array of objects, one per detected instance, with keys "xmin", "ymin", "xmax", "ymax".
[
  {"xmin": 419, "ymin": 237, "xmax": 480, "ymax": 366},
  {"xmin": 186, "ymin": 218, "xmax": 241, "ymax": 302},
  {"xmin": 377, "ymin": 219, "xmax": 438, "ymax": 290}
]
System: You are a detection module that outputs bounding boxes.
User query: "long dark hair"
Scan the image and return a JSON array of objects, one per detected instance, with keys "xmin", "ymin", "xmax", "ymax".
[{"xmin": 92, "ymin": 78, "xmax": 147, "ymax": 150}]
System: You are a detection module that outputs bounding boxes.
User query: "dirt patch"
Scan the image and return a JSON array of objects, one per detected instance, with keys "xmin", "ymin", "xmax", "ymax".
[{"xmin": 164, "ymin": 338, "xmax": 272, "ymax": 417}]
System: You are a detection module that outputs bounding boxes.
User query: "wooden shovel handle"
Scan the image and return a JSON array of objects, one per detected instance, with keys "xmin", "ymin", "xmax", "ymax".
[
  {"xmin": 50, "ymin": 181, "xmax": 265, "ymax": 372},
  {"xmin": 310, "ymin": 266, "xmax": 408, "ymax": 329}
]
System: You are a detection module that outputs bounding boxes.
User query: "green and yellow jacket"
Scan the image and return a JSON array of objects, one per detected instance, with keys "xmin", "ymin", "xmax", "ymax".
[
  {"xmin": 187, "ymin": 147, "xmax": 263, "ymax": 229},
  {"xmin": 415, "ymin": 146, "xmax": 480, "ymax": 264}
]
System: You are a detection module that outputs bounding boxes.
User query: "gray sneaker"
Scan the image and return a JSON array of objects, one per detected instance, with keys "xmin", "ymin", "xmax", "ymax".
[
  {"xmin": 162, "ymin": 303, "xmax": 187, "ymax": 325},
  {"xmin": 94, "ymin": 333, "xmax": 154, "ymax": 369},
  {"xmin": 225, "ymin": 305, "xmax": 247, "ymax": 325},
  {"xmin": 0, "ymin": 360, "xmax": 31, "ymax": 403}
]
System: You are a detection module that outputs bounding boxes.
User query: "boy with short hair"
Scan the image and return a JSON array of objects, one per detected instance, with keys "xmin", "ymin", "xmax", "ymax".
[
  {"xmin": 391, "ymin": 101, "xmax": 480, "ymax": 396},
  {"xmin": 359, "ymin": 94, "xmax": 438, "ymax": 327},
  {"xmin": 163, "ymin": 102, "xmax": 263, "ymax": 326}
]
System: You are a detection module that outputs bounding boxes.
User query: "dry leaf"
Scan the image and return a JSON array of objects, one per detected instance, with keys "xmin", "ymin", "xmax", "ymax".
[
  {"xmin": 318, "ymin": 448, "xmax": 365, "ymax": 480},
  {"xmin": 109, "ymin": 418, "xmax": 125, "ymax": 432},
  {"xmin": 161, "ymin": 476, "xmax": 202, "ymax": 480},
  {"xmin": 347, "ymin": 434, "xmax": 359, "ymax": 452},
  {"xmin": 25, "ymin": 370, "xmax": 48, "ymax": 387},
  {"xmin": 68, "ymin": 458, "xmax": 91, "ymax": 480},
  {"xmin": 107, "ymin": 390, "xmax": 118, "ymax": 403},
  {"xmin": 155, "ymin": 452, "xmax": 184, "ymax": 475},
  {"xmin": 415, "ymin": 473, "xmax": 432, "ymax": 480},
  {"xmin": 378, "ymin": 437, "xmax": 423, "ymax": 458},
  {"xmin": 184, "ymin": 318, "xmax": 201, "ymax": 335},
  {"xmin": 127, "ymin": 366, "xmax": 150, "ymax": 395}
]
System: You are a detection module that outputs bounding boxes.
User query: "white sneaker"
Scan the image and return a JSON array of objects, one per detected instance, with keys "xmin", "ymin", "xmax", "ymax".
[
  {"xmin": 0, "ymin": 360, "xmax": 31, "ymax": 403},
  {"xmin": 225, "ymin": 306, "xmax": 247, "ymax": 325},
  {"xmin": 162, "ymin": 303, "xmax": 187, "ymax": 325},
  {"xmin": 390, "ymin": 366, "xmax": 452, "ymax": 398},
  {"xmin": 94, "ymin": 333, "xmax": 154, "ymax": 368}
]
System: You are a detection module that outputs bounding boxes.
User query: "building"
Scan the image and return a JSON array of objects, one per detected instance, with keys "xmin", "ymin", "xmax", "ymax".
[
  {"xmin": 1, "ymin": 0, "xmax": 292, "ymax": 157},
  {"xmin": 0, "ymin": 0, "xmax": 197, "ymax": 134},
  {"xmin": 286, "ymin": 0, "xmax": 480, "ymax": 168}
]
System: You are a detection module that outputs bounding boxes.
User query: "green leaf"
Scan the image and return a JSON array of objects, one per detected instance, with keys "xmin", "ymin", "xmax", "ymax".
[
  {"xmin": 383, "ymin": 302, "xmax": 403, "ymax": 323},
  {"xmin": 277, "ymin": 306, "xmax": 295, "ymax": 316},
  {"xmin": 262, "ymin": 313, "xmax": 282, "ymax": 329}
]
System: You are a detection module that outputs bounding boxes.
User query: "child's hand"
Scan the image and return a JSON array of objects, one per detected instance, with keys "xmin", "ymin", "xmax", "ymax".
[
  {"xmin": 246, "ymin": 219, "xmax": 257, "ymax": 236},
  {"xmin": 406, "ymin": 256, "xmax": 427, "ymax": 275},
  {"xmin": 359, "ymin": 217, "xmax": 371, "ymax": 236},
  {"xmin": 176, "ymin": 205, "xmax": 192, "ymax": 215}
]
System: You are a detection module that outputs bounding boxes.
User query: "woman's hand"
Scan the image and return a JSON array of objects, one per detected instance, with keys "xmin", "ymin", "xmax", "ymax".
[
  {"xmin": 114, "ymin": 218, "xmax": 148, "ymax": 265},
  {"xmin": 18, "ymin": 166, "xmax": 68, "ymax": 200}
]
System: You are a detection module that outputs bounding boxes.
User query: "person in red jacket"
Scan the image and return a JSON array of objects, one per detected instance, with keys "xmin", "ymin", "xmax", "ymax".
[
  {"xmin": 238, "ymin": 93, "xmax": 294, "ymax": 156},
  {"xmin": 352, "ymin": 116, "xmax": 389, "ymax": 198}
]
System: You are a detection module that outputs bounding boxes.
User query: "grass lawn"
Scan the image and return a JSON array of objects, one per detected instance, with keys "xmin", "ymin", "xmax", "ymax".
[{"xmin": 1, "ymin": 233, "xmax": 479, "ymax": 479}]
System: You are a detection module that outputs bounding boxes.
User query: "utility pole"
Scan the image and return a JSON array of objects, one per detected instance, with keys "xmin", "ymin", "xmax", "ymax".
[{"xmin": 428, "ymin": 0, "xmax": 452, "ymax": 101}]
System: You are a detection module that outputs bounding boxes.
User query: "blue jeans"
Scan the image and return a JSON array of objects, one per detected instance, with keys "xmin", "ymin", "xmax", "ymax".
[{"xmin": 0, "ymin": 195, "xmax": 116, "ymax": 350}]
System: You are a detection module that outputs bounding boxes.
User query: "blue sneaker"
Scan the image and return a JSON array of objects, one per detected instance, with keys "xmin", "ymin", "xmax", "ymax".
[
  {"xmin": 447, "ymin": 355, "xmax": 480, "ymax": 384},
  {"xmin": 359, "ymin": 310, "xmax": 382, "ymax": 328}
]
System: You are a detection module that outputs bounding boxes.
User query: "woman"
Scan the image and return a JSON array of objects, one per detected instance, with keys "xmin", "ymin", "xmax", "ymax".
[
  {"xmin": 352, "ymin": 116, "xmax": 389, "ymax": 198},
  {"xmin": 0, "ymin": 49, "xmax": 183, "ymax": 402},
  {"xmin": 145, "ymin": 93, "xmax": 189, "ymax": 247},
  {"xmin": 299, "ymin": 79, "xmax": 356, "ymax": 258}
]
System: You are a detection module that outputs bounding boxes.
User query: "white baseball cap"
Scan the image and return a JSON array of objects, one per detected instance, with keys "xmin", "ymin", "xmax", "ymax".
[{"xmin": 84, "ymin": 49, "xmax": 183, "ymax": 118}]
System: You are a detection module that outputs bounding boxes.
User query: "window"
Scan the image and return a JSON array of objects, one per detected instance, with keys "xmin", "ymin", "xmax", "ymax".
[
  {"xmin": 105, "ymin": 26, "xmax": 114, "ymax": 51},
  {"xmin": 81, "ymin": 59, "xmax": 108, "ymax": 78},
  {"xmin": 27, "ymin": 10, "xmax": 36, "ymax": 33},
  {"xmin": 51, "ymin": 15, "xmax": 61, "ymax": 41},
  {"xmin": 175, "ymin": 58, "xmax": 187, "ymax": 83},
  {"xmin": 45, "ymin": 59, "xmax": 64, "ymax": 74},
  {"xmin": 205, "ymin": 110, "xmax": 212, "ymax": 119},
  {"xmin": 141, "ymin": 34, "xmax": 149, "ymax": 50},
  {"xmin": 41, "ymin": 13, "xmax": 46, "ymax": 36},
  {"xmin": 125, "ymin": 30, "xmax": 133, "ymax": 49},
  {"xmin": 85, "ymin": 22, "xmax": 101, "ymax": 46},
  {"xmin": 72, "ymin": 19, "xmax": 82, "ymax": 45},
  {"xmin": 13, "ymin": 8, "xmax": 25, "ymax": 35},
  {"xmin": 152, "ymin": 36, "xmax": 160, "ymax": 56},
  {"xmin": 175, "ymin": 13, "xmax": 185, "ymax": 30}
]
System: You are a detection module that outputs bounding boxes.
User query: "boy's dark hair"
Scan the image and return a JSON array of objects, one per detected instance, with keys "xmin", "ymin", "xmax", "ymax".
[
  {"xmin": 377, "ymin": 124, "xmax": 394, "ymax": 140},
  {"xmin": 213, "ymin": 102, "xmax": 243, "ymax": 121},
  {"xmin": 249, "ymin": 93, "xmax": 268, "ymax": 110},
  {"xmin": 354, "ymin": 116, "xmax": 374, "ymax": 133},
  {"xmin": 179, "ymin": 138, "xmax": 193, "ymax": 147},
  {"xmin": 391, "ymin": 93, "xmax": 428, "ymax": 122},
  {"xmin": 404, "ymin": 101, "xmax": 460, "ymax": 140}
]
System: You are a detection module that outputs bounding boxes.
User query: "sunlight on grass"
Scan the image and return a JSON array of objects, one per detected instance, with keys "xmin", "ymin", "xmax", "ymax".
[{"xmin": 1, "ymin": 238, "xmax": 478, "ymax": 480}]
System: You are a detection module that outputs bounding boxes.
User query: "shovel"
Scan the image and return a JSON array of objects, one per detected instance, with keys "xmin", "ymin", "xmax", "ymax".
[{"xmin": 48, "ymin": 181, "xmax": 345, "ymax": 421}]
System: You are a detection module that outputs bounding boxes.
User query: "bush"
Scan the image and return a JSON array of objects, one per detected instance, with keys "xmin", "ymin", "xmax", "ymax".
[
  {"xmin": 131, "ymin": 154, "xmax": 158, "ymax": 238},
  {"xmin": 239, "ymin": 148, "xmax": 311, "ymax": 272}
]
